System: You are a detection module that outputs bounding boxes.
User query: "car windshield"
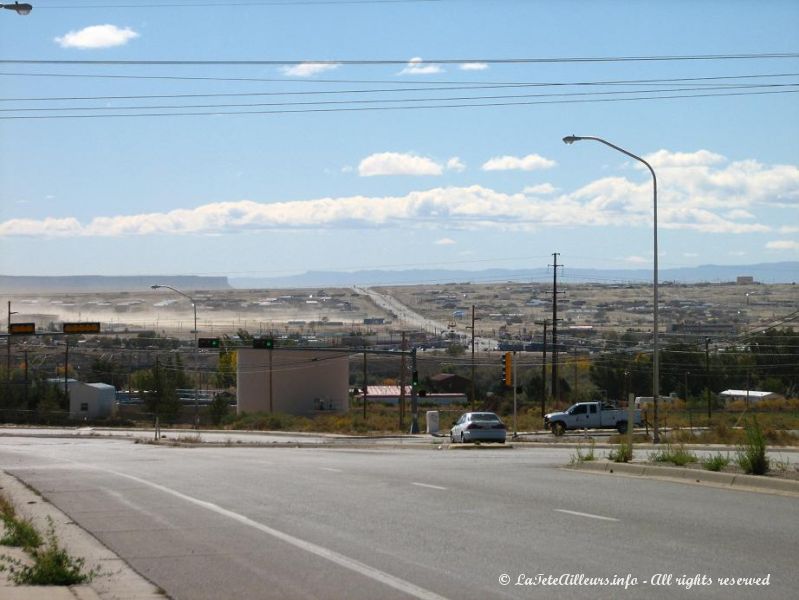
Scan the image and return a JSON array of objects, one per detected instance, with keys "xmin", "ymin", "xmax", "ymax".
[{"xmin": 471, "ymin": 413, "xmax": 500, "ymax": 421}]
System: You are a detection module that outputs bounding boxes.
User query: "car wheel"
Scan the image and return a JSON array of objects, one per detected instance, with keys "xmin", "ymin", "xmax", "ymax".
[
  {"xmin": 498, "ymin": 439, "xmax": 506, "ymax": 444},
  {"xmin": 617, "ymin": 421, "xmax": 628, "ymax": 434},
  {"xmin": 460, "ymin": 432, "xmax": 466, "ymax": 444},
  {"xmin": 551, "ymin": 422, "xmax": 565, "ymax": 436}
]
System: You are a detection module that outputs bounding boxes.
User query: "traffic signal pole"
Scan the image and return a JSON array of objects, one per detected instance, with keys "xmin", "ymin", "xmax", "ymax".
[{"xmin": 410, "ymin": 347, "xmax": 419, "ymax": 433}]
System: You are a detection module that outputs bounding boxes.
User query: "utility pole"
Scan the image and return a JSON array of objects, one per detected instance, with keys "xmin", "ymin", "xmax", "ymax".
[
  {"xmin": 362, "ymin": 350, "xmax": 368, "ymax": 420},
  {"xmin": 469, "ymin": 305, "xmax": 478, "ymax": 410},
  {"xmin": 512, "ymin": 351, "xmax": 518, "ymax": 438},
  {"xmin": 23, "ymin": 349, "xmax": 28, "ymax": 411},
  {"xmin": 705, "ymin": 337, "xmax": 711, "ymax": 420},
  {"xmin": 535, "ymin": 319, "xmax": 549, "ymax": 419},
  {"xmin": 549, "ymin": 253, "xmax": 564, "ymax": 402},
  {"xmin": 410, "ymin": 347, "xmax": 419, "ymax": 433},
  {"xmin": 64, "ymin": 337, "xmax": 69, "ymax": 400},
  {"xmin": 399, "ymin": 331, "xmax": 407, "ymax": 430}
]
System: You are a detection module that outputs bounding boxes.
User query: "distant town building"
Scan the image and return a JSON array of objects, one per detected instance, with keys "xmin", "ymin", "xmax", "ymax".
[
  {"xmin": 358, "ymin": 386, "xmax": 467, "ymax": 406},
  {"xmin": 237, "ymin": 349, "xmax": 349, "ymax": 416},
  {"xmin": 718, "ymin": 390, "xmax": 778, "ymax": 405},
  {"xmin": 48, "ymin": 378, "xmax": 117, "ymax": 420},
  {"xmin": 736, "ymin": 276, "xmax": 755, "ymax": 285}
]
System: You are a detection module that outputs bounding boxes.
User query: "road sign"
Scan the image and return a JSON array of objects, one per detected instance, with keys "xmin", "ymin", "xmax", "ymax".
[
  {"xmin": 63, "ymin": 322, "xmax": 101, "ymax": 334},
  {"xmin": 9, "ymin": 323, "xmax": 35, "ymax": 335}
]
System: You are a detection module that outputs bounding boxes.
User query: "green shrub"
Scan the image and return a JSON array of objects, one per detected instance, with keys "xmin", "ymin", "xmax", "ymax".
[
  {"xmin": 609, "ymin": 441, "xmax": 632, "ymax": 463},
  {"xmin": 6, "ymin": 518, "xmax": 95, "ymax": 586},
  {"xmin": 736, "ymin": 418, "xmax": 769, "ymax": 475},
  {"xmin": 570, "ymin": 439, "xmax": 596, "ymax": 464},
  {"xmin": 648, "ymin": 444, "xmax": 697, "ymax": 466},
  {"xmin": 701, "ymin": 452, "xmax": 730, "ymax": 472},
  {"xmin": 1, "ymin": 517, "xmax": 42, "ymax": 550}
]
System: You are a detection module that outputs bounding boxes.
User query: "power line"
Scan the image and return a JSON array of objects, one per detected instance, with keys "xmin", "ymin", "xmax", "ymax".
[
  {"xmin": 5, "ymin": 82, "xmax": 796, "ymax": 113},
  {"xmin": 2, "ymin": 87, "xmax": 796, "ymax": 120},
  {"xmin": 3, "ymin": 76, "xmax": 797, "ymax": 103},
  {"xmin": 3, "ymin": 71, "xmax": 798, "ymax": 89},
  {"xmin": 3, "ymin": 52, "xmax": 798, "ymax": 66}
]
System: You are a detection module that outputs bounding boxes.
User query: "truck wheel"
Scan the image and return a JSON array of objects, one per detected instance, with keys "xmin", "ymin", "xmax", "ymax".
[
  {"xmin": 551, "ymin": 422, "xmax": 565, "ymax": 436},
  {"xmin": 617, "ymin": 421, "xmax": 628, "ymax": 434}
]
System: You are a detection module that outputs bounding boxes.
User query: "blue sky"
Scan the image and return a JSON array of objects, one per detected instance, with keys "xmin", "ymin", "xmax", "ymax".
[{"xmin": 1, "ymin": 0, "xmax": 798, "ymax": 280}]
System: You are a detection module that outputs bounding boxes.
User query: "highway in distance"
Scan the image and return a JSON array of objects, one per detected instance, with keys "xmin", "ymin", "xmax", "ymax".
[{"xmin": 0, "ymin": 437, "xmax": 796, "ymax": 600}]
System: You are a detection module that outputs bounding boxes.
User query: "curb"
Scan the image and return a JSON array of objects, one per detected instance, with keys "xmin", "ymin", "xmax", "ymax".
[
  {"xmin": 0, "ymin": 471, "xmax": 166, "ymax": 600},
  {"xmin": 566, "ymin": 460, "xmax": 799, "ymax": 496}
]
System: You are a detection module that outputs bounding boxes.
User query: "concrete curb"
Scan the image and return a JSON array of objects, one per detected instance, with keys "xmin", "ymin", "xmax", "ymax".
[
  {"xmin": 566, "ymin": 460, "xmax": 799, "ymax": 496},
  {"xmin": 0, "ymin": 471, "xmax": 166, "ymax": 600}
]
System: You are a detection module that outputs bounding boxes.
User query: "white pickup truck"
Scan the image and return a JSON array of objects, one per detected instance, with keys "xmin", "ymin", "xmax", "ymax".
[{"xmin": 544, "ymin": 401, "xmax": 642, "ymax": 436}]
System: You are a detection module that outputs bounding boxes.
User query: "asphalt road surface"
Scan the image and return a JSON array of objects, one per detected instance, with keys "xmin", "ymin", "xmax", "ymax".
[{"xmin": 0, "ymin": 438, "xmax": 796, "ymax": 600}]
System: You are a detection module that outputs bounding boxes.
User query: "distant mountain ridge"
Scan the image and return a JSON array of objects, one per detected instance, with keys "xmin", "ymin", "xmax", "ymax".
[
  {"xmin": 0, "ymin": 275, "xmax": 231, "ymax": 293},
  {"xmin": 1, "ymin": 262, "xmax": 795, "ymax": 292},
  {"xmin": 230, "ymin": 262, "xmax": 798, "ymax": 288}
]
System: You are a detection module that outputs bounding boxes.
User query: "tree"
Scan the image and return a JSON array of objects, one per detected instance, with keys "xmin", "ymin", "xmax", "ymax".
[
  {"xmin": 215, "ymin": 350, "xmax": 237, "ymax": 389},
  {"xmin": 209, "ymin": 392, "xmax": 233, "ymax": 425}
]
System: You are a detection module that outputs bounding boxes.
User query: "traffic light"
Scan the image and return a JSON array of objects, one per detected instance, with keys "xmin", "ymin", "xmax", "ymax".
[
  {"xmin": 253, "ymin": 337, "xmax": 275, "ymax": 349},
  {"xmin": 501, "ymin": 352, "xmax": 512, "ymax": 387},
  {"xmin": 412, "ymin": 370, "xmax": 419, "ymax": 387},
  {"xmin": 198, "ymin": 338, "xmax": 220, "ymax": 348}
]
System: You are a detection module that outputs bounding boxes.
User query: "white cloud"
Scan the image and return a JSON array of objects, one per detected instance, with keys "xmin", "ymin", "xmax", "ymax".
[
  {"xmin": 3, "ymin": 151, "xmax": 794, "ymax": 239},
  {"xmin": 281, "ymin": 62, "xmax": 340, "ymax": 77},
  {"xmin": 482, "ymin": 154, "xmax": 556, "ymax": 172},
  {"xmin": 523, "ymin": 183, "xmax": 558, "ymax": 195},
  {"xmin": 399, "ymin": 57, "xmax": 443, "ymax": 75},
  {"xmin": 55, "ymin": 25, "xmax": 139, "ymax": 49},
  {"xmin": 460, "ymin": 62, "xmax": 488, "ymax": 71},
  {"xmin": 446, "ymin": 157, "xmax": 466, "ymax": 172},
  {"xmin": 358, "ymin": 152, "xmax": 443, "ymax": 176},
  {"xmin": 643, "ymin": 149, "xmax": 725, "ymax": 168},
  {"xmin": 434, "ymin": 238, "xmax": 456, "ymax": 245},
  {"xmin": 624, "ymin": 256, "xmax": 648, "ymax": 264},
  {"xmin": 725, "ymin": 209, "xmax": 755, "ymax": 220},
  {"xmin": 766, "ymin": 240, "xmax": 799, "ymax": 251}
]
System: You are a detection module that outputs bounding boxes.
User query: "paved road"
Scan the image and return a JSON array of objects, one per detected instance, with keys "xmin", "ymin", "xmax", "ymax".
[{"xmin": 0, "ymin": 438, "xmax": 796, "ymax": 600}]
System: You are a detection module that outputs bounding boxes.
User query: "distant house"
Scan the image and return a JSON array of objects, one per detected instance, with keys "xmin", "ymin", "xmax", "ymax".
[
  {"xmin": 429, "ymin": 373, "xmax": 471, "ymax": 395},
  {"xmin": 358, "ymin": 386, "xmax": 467, "ymax": 406},
  {"xmin": 719, "ymin": 390, "xmax": 778, "ymax": 405},
  {"xmin": 48, "ymin": 378, "xmax": 117, "ymax": 420}
]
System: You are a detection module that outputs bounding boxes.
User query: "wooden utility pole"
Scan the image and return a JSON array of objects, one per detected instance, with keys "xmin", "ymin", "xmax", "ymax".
[
  {"xmin": 550, "ymin": 253, "xmax": 563, "ymax": 402},
  {"xmin": 470, "ymin": 305, "xmax": 477, "ymax": 410},
  {"xmin": 536, "ymin": 319, "xmax": 549, "ymax": 419}
]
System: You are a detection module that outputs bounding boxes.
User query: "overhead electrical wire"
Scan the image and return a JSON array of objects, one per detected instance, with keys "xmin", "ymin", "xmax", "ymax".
[
  {"xmin": 2, "ymin": 73, "xmax": 797, "ymax": 103},
  {"xmin": 3, "ymin": 87, "xmax": 797, "ymax": 120},
  {"xmin": 2, "ymin": 71, "xmax": 796, "ymax": 88},
  {"xmin": 3, "ymin": 52, "xmax": 798, "ymax": 66},
  {"xmin": 4, "ymin": 82, "xmax": 796, "ymax": 114}
]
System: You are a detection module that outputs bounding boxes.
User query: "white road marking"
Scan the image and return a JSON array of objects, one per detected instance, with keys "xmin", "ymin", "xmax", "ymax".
[
  {"xmin": 554, "ymin": 509, "xmax": 619, "ymax": 522},
  {"xmin": 319, "ymin": 467, "xmax": 343, "ymax": 473},
  {"xmin": 411, "ymin": 482, "xmax": 447, "ymax": 491},
  {"xmin": 95, "ymin": 467, "xmax": 451, "ymax": 600}
]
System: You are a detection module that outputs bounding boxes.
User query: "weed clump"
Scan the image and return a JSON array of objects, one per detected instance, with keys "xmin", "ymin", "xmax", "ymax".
[
  {"xmin": 701, "ymin": 452, "xmax": 731, "ymax": 472},
  {"xmin": 609, "ymin": 441, "xmax": 632, "ymax": 463},
  {"xmin": 648, "ymin": 444, "xmax": 697, "ymax": 466},
  {"xmin": 736, "ymin": 418, "xmax": 769, "ymax": 475}
]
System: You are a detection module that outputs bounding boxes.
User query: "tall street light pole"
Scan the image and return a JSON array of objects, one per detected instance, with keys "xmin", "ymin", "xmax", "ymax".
[
  {"xmin": 151, "ymin": 284, "xmax": 199, "ymax": 428},
  {"xmin": 563, "ymin": 135, "xmax": 661, "ymax": 443}
]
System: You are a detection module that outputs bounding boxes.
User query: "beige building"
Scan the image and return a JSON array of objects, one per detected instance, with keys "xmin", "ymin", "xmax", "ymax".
[{"xmin": 237, "ymin": 349, "xmax": 350, "ymax": 415}]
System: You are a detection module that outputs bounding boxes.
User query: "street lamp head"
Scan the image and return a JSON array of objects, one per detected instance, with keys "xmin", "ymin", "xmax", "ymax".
[
  {"xmin": 2, "ymin": 2, "xmax": 32, "ymax": 15},
  {"xmin": 150, "ymin": 284, "xmax": 162, "ymax": 290},
  {"xmin": 562, "ymin": 135, "xmax": 581, "ymax": 145}
]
